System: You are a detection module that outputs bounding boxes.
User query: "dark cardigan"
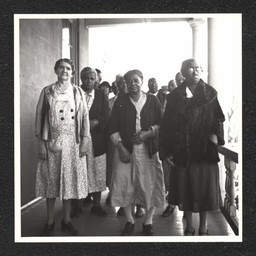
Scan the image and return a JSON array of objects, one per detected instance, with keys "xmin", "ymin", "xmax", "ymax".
[
  {"xmin": 88, "ymin": 89, "xmax": 109, "ymax": 157},
  {"xmin": 109, "ymin": 93, "xmax": 162, "ymax": 158},
  {"xmin": 159, "ymin": 79, "xmax": 225, "ymax": 166}
]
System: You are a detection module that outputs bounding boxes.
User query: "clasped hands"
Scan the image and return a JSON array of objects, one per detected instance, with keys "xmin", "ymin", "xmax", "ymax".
[
  {"xmin": 118, "ymin": 130, "xmax": 151, "ymax": 163},
  {"xmin": 130, "ymin": 130, "xmax": 151, "ymax": 145},
  {"xmin": 164, "ymin": 155, "xmax": 175, "ymax": 167},
  {"xmin": 90, "ymin": 119, "xmax": 99, "ymax": 130}
]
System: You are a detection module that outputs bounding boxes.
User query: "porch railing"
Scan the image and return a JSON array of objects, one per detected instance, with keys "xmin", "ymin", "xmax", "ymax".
[{"xmin": 218, "ymin": 146, "xmax": 239, "ymax": 235}]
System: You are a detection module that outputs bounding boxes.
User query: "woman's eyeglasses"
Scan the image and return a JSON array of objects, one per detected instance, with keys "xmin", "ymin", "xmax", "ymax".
[{"xmin": 187, "ymin": 67, "xmax": 202, "ymax": 74}]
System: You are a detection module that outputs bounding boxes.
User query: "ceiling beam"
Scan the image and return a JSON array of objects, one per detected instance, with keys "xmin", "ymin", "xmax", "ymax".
[{"xmin": 85, "ymin": 18, "xmax": 190, "ymax": 27}]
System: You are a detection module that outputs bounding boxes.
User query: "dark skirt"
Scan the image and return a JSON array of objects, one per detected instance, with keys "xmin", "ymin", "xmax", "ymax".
[
  {"xmin": 168, "ymin": 161, "xmax": 222, "ymax": 212},
  {"xmin": 162, "ymin": 160, "xmax": 171, "ymax": 192}
]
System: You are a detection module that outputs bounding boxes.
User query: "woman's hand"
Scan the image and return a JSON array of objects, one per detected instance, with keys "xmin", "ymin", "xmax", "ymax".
[
  {"xmin": 80, "ymin": 136, "xmax": 89, "ymax": 157},
  {"xmin": 117, "ymin": 142, "xmax": 131, "ymax": 163},
  {"xmin": 90, "ymin": 119, "xmax": 99, "ymax": 130},
  {"xmin": 38, "ymin": 138, "xmax": 47, "ymax": 160},
  {"xmin": 210, "ymin": 134, "xmax": 218, "ymax": 145},
  {"xmin": 164, "ymin": 155, "xmax": 175, "ymax": 167},
  {"xmin": 131, "ymin": 130, "xmax": 151, "ymax": 145}
]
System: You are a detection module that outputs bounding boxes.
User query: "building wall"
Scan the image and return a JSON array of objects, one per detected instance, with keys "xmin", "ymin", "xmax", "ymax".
[{"xmin": 20, "ymin": 19, "xmax": 62, "ymax": 206}]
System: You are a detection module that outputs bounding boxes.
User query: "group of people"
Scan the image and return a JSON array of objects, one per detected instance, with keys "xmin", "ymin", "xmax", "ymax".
[{"xmin": 35, "ymin": 57, "xmax": 225, "ymax": 237}]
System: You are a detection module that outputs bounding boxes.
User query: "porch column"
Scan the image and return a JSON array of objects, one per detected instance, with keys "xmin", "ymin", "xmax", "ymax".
[
  {"xmin": 189, "ymin": 18, "xmax": 205, "ymax": 60},
  {"xmin": 207, "ymin": 18, "xmax": 219, "ymax": 89}
]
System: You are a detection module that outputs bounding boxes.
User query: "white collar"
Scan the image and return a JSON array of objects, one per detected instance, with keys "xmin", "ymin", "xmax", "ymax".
[
  {"xmin": 86, "ymin": 89, "xmax": 95, "ymax": 99},
  {"xmin": 148, "ymin": 91, "xmax": 157, "ymax": 96},
  {"xmin": 186, "ymin": 86, "xmax": 193, "ymax": 98},
  {"xmin": 129, "ymin": 91, "xmax": 146, "ymax": 105}
]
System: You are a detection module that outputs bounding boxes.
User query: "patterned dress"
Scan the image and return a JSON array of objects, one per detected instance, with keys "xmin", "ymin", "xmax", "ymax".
[{"xmin": 36, "ymin": 86, "xmax": 88, "ymax": 200}]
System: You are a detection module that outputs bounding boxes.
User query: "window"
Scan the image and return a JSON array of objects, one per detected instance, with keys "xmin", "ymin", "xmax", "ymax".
[{"xmin": 62, "ymin": 27, "xmax": 70, "ymax": 59}]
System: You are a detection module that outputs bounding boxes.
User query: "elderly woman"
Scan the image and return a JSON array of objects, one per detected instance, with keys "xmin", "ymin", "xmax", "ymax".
[
  {"xmin": 80, "ymin": 67, "xmax": 109, "ymax": 216},
  {"xmin": 35, "ymin": 58, "xmax": 90, "ymax": 236},
  {"xmin": 99, "ymin": 81, "xmax": 111, "ymax": 97},
  {"xmin": 159, "ymin": 58, "xmax": 225, "ymax": 236},
  {"xmin": 109, "ymin": 69, "xmax": 165, "ymax": 236}
]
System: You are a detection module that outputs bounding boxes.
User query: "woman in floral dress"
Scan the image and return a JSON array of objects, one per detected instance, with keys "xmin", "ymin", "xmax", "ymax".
[{"xmin": 35, "ymin": 58, "xmax": 90, "ymax": 236}]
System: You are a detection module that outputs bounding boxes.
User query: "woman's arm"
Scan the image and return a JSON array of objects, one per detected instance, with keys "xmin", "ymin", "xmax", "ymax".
[
  {"xmin": 35, "ymin": 88, "xmax": 48, "ymax": 160},
  {"xmin": 80, "ymin": 89, "xmax": 90, "ymax": 138},
  {"xmin": 92, "ymin": 92, "xmax": 109, "ymax": 130},
  {"xmin": 37, "ymin": 134, "xmax": 47, "ymax": 160},
  {"xmin": 80, "ymin": 89, "xmax": 90, "ymax": 157},
  {"xmin": 111, "ymin": 132, "xmax": 131, "ymax": 163},
  {"xmin": 35, "ymin": 89, "xmax": 45, "ymax": 137},
  {"xmin": 211, "ymin": 97, "xmax": 225, "ymax": 145}
]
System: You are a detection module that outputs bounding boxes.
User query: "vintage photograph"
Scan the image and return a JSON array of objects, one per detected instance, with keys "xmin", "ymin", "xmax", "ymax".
[{"xmin": 14, "ymin": 13, "xmax": 242, "ymax": 243}]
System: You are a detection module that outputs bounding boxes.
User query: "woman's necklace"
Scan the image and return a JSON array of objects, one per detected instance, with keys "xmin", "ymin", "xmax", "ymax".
[{"xmin": 56, "ymin": 82, "xmax": 70, "ymax": 94}]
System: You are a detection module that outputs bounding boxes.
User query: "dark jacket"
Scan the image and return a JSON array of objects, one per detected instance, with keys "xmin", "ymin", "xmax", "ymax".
[
  {"xmin": 88, "ymin": 89, "xmax": 109, "ymax": 157},
  {"xmin": 159, "ymin": 79, "xmax": 225, "ymax": 166},
  {"xmin": 109, "ymin": 93, "xmax": 162, "ymax": 158}
]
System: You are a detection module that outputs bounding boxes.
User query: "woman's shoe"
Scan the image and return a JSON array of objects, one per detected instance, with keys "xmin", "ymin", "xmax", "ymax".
[
  {"xmin": 91, "ymin": 206, "xmax": 107, "ymax": 217},
  {"xmin": 61, "ymin": 220, "xmax": 78, "ymax": 236},
  {"xmin": 117, "ymin": 207, "xmax": 125, "ymax": 216},
  {"xmin": 106, "ymin": 195, "xmax": 111, "ymax": 204},
  {"xmin": 184, "ymin": 228, "xmax": 195, "ymax": 236},
  {"xmin": 135, "ymin": 205, "xmax": 145, "ymax": 218},
  {"xmin": 40, "ymin": 223, "xmax": 55, "ymax": 236},
  {"xmin": 122, "ymin": 222, "xmax": 135, "ymax": 236},
  {"xmin": 162, "ymin": 205, "xmax": 175, "ymax": 217},
  {"xmin": 199, "ymin": 229, "xmax": 209, "ymax": 236},
  {"xmin": 142, "ymin": 223, "xmax": 154, "ymax": 236},
  {"xmin": 83, "ymin": 196, "xmax": 93, "ymax": 205}
]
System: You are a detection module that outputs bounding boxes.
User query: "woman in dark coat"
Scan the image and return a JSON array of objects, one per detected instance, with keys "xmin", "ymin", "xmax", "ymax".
[
  {"xmin": 159, "ymin": 58, "xmax": 225, "ymax": 236},
  {"xmin": 71, "ymin": 67, "xmax": 109, "ymax": 217}
]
